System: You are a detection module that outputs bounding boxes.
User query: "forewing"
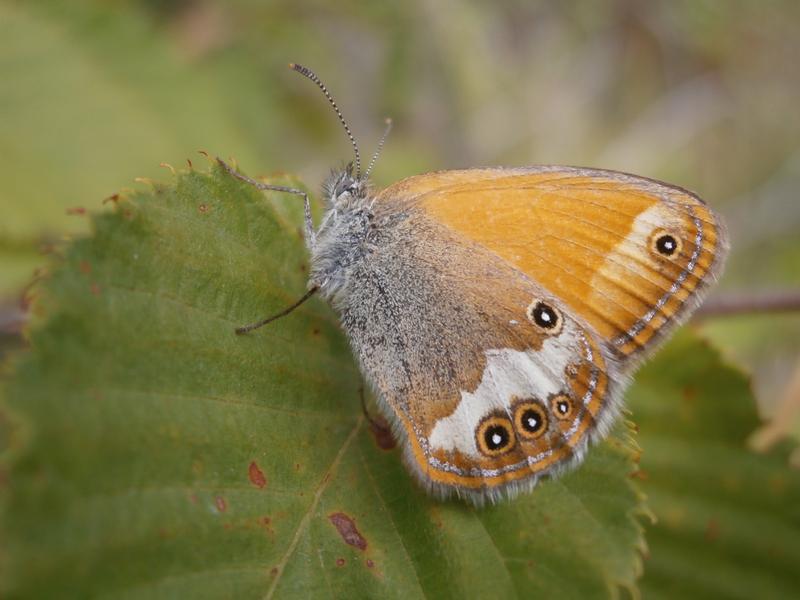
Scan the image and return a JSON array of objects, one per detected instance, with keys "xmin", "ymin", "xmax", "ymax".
[{"xmin": 377, "ymin": 166, "xmax": 728, "ymax": 361}]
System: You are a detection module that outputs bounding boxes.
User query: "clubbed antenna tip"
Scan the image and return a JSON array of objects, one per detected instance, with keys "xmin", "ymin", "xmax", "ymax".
[
  {"xmin": 288, "ymin": 62, "xmax": 362, "ymax": 178},
  {"xmin": 365, "ymin": 117, "xmax": 393, "ymax": 178}
]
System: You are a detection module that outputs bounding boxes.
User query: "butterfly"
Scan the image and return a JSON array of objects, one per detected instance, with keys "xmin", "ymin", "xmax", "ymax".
[{"xmin": 219, "ymin": 63, "xmax": 728, "ymax": 504}]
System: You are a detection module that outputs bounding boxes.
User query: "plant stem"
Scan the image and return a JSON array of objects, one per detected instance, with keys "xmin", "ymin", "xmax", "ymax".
[{"xmin": 696, "ymin": 290, "xmax": 800, "ymax": 319}]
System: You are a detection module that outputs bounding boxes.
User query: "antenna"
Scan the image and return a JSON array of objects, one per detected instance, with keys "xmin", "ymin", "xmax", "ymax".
[
  {"xmin": 289, "ymin": 63, "xmax": 362, "ymax": 178},
  {"xmin": 365, "ymin": 117, "xmax": 393, "ymax": 178}
]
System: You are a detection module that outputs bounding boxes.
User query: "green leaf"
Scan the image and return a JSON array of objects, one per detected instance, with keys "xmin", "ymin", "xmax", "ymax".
[
  {"xmin": 1, "ymin": 166, "xmax": 646, "ymax": 598},
  {"xmin": 632, "ymin": 333, "xmax": 800, "ymax": 599}
]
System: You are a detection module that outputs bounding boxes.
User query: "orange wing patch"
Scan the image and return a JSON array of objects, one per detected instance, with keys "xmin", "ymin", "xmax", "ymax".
[{"xmin": 378, "ymin": 166, "xmax": 728, "ymax": 359}]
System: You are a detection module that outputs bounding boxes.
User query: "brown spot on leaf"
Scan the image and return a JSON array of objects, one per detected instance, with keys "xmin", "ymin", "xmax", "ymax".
[
  {"xmin": 103, "ymin": 193, "xmax": 120, "ymax": 205},
  {"xmin": 260, "ymin": 516, "xmax": 274, "ymax": 534},
  {"xmin": 328, "ymin": 512, "xmax": 367, "ymax": 551},
  {"xmin": 79, "ymin": 261, "xmax": 92, "ymax": 274},
  {"xmin": 90, "ymin": 283, "xmax": 101, "ymax": 296},
  {"xmin": 705, "ymin": 518, "xmax": 720, "ymax": 542},
  {"xmin": 215, "ymin": 496, "xmax": 227, "ymax": 512},
  {"xmin": 629, "ymin": 469, "xmax": 648, "ymax": 481},
  {"xmin": 336, "ymin": 558, "xmax": 345, "ymax": 567},
  {"xmin": 248, "ymin": 461, "xmax": 267, "ymax": 489},
  {"xmin": 66, "ymin": 206, "xmax": 86, "ymax": 216},
  {"xmin": 198, "ymin": 203, "xmax": 209, "ymax": 213},
  {"xmin": 270, "ymin": 567, "xmax": 278, "ymax": 577},
  {"xmin": 366, "ymin": 559, "xmax": 375, "ymax": 568}
]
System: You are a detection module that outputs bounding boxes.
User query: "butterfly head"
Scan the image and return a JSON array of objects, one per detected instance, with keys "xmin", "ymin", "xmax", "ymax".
[
  {"xmin": 288, "ymin": 63, "xmax": 397, "ymax": 298},
  {"xmin": 322, "ymin": 162, "xmax": 370, "ymax": 209},
  {"xmin": 289, "ymin": 63, "xmax": 393, "ymax": 212}
]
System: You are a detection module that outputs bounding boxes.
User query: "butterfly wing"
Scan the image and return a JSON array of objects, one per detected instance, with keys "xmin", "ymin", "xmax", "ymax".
[
  {"xmin": 342, "ymin": 166, "xmax": 725, "ymax": 502},
  {"xmin": 378, "ymin": 166, "xmax": 728, "ymax": 359},
  {"xmin": 334, "ymin": 198, "xmax": 605, "ymax": 501}
]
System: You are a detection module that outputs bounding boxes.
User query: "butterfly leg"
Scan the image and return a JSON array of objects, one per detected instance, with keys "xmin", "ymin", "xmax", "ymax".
[
  {"xmin": 216, "ymin": 157, "xmax": 316, "ymax": 249},
  {"xmin": 234, "ymin": 286, "xmax": 319, "ymax": 335},
  {"xmin": 359, "ymin": 386, "xmax": 396, "ymax": 450}
]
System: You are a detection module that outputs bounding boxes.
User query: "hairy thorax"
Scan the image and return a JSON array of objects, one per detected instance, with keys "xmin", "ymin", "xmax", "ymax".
[
  {"xmin": 308, "ymin": 167, "xmax": 379, "ymax": 303},
  {"xmin": 309, "ymin": 204, "xmax": 374, "ymax": 302}
]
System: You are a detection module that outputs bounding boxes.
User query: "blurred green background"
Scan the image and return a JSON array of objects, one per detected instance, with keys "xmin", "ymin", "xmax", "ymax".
[{"xmin": 1, "ymin": 0, "xmax": 799, "ymax": 421}]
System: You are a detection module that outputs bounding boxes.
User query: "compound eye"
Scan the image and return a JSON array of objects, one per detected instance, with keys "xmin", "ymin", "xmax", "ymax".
[
  {"xmin": 513, "ymin": 400, "xmax": 549, "ymax": 440},
  {"xmin": 476, "ymin": 416, "xmax": 516, "ymax": 457}
]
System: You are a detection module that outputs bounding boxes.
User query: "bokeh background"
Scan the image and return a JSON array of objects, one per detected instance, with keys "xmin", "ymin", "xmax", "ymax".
[{"xmin": 2, "ymin": 0, "xmax": 799, "ymax": 426}]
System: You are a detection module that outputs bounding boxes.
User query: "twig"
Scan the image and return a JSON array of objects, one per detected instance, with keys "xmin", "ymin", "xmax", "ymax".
[{"xmin": 695, "ymin": 290, "xmax": 800, "ymax": 319}]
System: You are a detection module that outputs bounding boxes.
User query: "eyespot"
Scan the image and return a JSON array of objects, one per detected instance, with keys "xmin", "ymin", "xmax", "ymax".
[
  {"xmin": 475, "ymin": 415, "xmax": 516, "ymax": 457},
  {"xmin": 526, "ymin": 299, "xmax": 563, "ymax": 334},
  {"xmin": 549, "ymin": 393, "xmax": 575, "ymax": 421},
  {"xmin": 513, "ymin": 400, "xmax": 549, "ymax": 440},
  {"xmin": 650, "ymin": 229, "xmax": 682, "ymax": 258}
]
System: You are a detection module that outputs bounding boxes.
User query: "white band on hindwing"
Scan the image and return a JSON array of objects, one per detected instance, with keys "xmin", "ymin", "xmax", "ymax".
[{"xmin": 417, "ymin": 329, "xmax": 600, "ymax": 479}]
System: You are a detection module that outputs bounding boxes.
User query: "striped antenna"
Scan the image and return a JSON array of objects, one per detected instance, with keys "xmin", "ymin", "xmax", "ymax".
[
  {"xmin": 365, "ymin": 117, "xmax": 393, "ymax": 178},
  {"xmin": 289, "ymin": 63, "xmax": 362, "ymax": 178}
]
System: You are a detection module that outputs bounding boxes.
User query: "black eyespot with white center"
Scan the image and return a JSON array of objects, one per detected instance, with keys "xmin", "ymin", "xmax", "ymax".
[
  {"xmin": 656, "ymin": 234, "xmax": 677, "ymax": 255},
  {"xmin": 513, "ymin": 400, "xmax": 549, "ymax": 441},
  {"xmin": 650, "ymin": 229, "xmax": 683, "ymax": 259},
  {"xmin": 550, "ymin": 393, "xmax": 575, "ymax": 421},
  {"xmin": 522, "ymin": 409, "xmax": 543, "ymax": 433},
  {"xmin": 526, "ymin": 299, "xmax": 563, "ymax": 334},
  {"xmin": 486, "ymin": 425, "xmax": 509, "ymax": 450},
  {"xmin": 476, "ymin": 415, "xmax": 517, "ymax": 457}
]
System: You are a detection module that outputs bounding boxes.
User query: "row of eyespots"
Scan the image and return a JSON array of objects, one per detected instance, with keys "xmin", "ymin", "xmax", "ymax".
[{"xmin": 475, "ymin": 394, "xmax": 576, "ymax": 457}]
